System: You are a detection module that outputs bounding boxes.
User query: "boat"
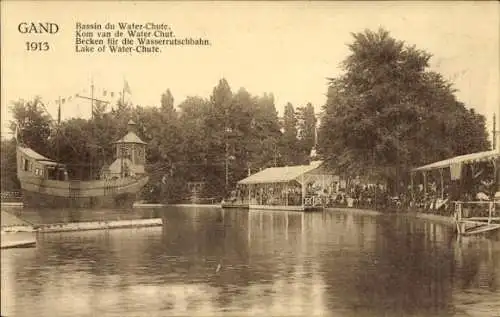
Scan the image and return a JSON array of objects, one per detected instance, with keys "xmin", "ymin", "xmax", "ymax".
[{"xmin": 16, "ymin": 120, "xmax": 149, "ymax": 209}]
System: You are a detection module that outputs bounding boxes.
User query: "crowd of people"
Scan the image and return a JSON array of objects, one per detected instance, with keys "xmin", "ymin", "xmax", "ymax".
[{"xmin": 224, "ymin": 163, "xmax": 498, "ymax": 217}]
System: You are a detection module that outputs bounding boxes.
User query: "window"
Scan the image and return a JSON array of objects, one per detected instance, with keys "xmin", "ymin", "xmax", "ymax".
[
  {"xmin": 35, "ymin": 168, "xmax": 40, "ymax": 176},
  {"xmin": 24, "ymin": 158, "xmax": 29, "ymax": 171}
]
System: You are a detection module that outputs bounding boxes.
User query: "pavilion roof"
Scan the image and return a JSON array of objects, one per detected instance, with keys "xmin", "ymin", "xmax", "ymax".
[
  {"xmin": 412, "ymin": 150, "xmax": 499, "ymax": 172},
  {"xmin": 238, "ymin": 161, "xmax": 323, "ymax": 185}
]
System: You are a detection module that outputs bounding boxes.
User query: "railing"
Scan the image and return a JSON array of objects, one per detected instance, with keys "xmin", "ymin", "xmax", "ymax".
[
  {"xmin": 454, "ymin": 200, "xmax": 500, "ymax": 223},
  {"xmin": 303, "ymin": 196, "xmax": 324, "ymax": 207},
  {"xmin": 453, "ymin": 200, "xmax": 500, "ymax": 235},
  {"xmin": 187, "ymin": 197, "xmax": 219, "ymax": 205},
  {"xmin": 0, "ymin": 191, "xmax": 22, "ymax": 202}
]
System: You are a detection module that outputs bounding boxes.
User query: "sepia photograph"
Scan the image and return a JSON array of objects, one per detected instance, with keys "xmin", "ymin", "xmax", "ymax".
[{"xmin": 1, "ymin": 1, "xmax": 499, "ymax": 316}]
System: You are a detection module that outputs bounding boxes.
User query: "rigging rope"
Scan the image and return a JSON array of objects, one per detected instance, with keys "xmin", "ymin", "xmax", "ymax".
[{"xmin": 36, "ymin": 100, "xmax": 100, "ymax": 163}]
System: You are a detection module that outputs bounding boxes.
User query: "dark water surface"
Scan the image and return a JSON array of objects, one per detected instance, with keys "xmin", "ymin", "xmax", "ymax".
[{"xmin": 2, "ymin": 207, "xmax": 499, "ymax": 316}]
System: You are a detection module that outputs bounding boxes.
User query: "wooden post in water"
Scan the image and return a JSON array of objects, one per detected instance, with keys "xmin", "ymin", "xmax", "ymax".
[{"xmin": 455, "ymin": 202, "xmax": 463, "ymax": 235}]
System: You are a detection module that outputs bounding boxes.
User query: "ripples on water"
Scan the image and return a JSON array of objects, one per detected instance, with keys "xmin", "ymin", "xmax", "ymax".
[{"xmin": 1, "ymin": 207, "xmax": 499, "ymax": 316}]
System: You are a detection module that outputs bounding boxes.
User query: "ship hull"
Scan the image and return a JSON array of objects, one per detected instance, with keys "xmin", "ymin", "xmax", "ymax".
[
  {"xmin": 21, "ymin": 189, "xmax": 139, "ymax": 209},
  {"xmin": 18, "ymin": 176, "xmax": 149, "ymax": 209}
]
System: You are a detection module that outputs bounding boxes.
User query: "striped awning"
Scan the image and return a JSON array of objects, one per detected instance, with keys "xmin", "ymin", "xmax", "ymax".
[{"xmin": 412, "ymin": 150, "xmax": 499, "ymax": 172}]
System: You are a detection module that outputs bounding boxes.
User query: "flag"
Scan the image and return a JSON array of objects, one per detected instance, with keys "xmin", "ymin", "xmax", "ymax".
[
  {"xmin": 110, "ymin": 92, "xmax": 115, "ymax": 98},
  {"xmin": 124, "ymin": 80, "xmax": 131, "ymax": 94},
  {"xmin": 68, "ymin": 96, "xmax": 72, "ymax": 101},
  {"xmin": 103, "ymin": 90, "xmax": 107, "ymax": 96},
  {"xmin": 61, "ymin": 98, "xmax": 66, "ymax": 104}
]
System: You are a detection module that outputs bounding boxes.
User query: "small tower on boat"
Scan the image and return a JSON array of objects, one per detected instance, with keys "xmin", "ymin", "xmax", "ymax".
[{"xmin": 109, "ymin": 120, "xmax": 147, "ymax": 178}]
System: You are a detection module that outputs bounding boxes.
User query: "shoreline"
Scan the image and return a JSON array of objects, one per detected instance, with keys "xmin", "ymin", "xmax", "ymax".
[
  {"xmin": 327, "ymin": 207, "xmax": 455, "ymax": 226},
  {"xmin": 170, "ymin": 203, "xmax": 221, "ymax": 208}
]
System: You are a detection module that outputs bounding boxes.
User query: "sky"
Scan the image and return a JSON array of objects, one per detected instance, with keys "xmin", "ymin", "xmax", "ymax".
[{"xmin": 1, "ymin": 1, "xmax": 499, "ymax": 142}]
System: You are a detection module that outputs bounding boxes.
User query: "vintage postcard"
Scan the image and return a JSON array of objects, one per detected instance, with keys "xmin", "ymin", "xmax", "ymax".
[{"xmin": 1, "ymin": 1, "xmax": 499, "ymax": 316}]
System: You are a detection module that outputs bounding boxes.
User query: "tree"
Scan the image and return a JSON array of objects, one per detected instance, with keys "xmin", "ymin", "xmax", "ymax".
[
  {"xmin": 9, "ymin": 97, "xmax": 52, "ymax": 156},
  {"xmin": 318, "ymin": 28, "xmax": 490, "ymax": 190},
  {"xmin": 280, "ymin": 102, "xmax": 300, "ymax": 165},
  {"xmin": 1, "ymin": 138, "xmax": 20, "ymax": 192},
  {"xmin": 160, "ymin": 89, "xmax": 175, "ymax": 113},
  {"xmin": 206, "ymin": 78, "xmax": 233, "ymax": 196},
  {"xmin": 297, "ymin": 102, "xmax": 317, "ymax": 162},
  {"xmin": 247, "ymin": 93, "xmax": 282, "ymax": 169},
  {"xmin": 53, "ymin": 118, "xmax": 96, "ymax": 180},
  {"xmin": 230, "ymin": 88, "xmax": 258, "ymax": 181}
]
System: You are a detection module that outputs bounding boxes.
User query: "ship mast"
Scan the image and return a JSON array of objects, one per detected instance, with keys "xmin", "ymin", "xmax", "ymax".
[
  {"xmin": 498, "ymin": 103, "xmax": 500, "ymax": 153},
  {"xmin": 76, "ymin": 78, "xmax": 110, "ymax": 179},
  {"xmin": 56, "ymin": 96, "xmax": 61, "ymax": 161},
  {"xmin": 493, "ymin": 113, "xmax": 497, "ymax": 151},
  {"xmin": 120, "ymin": 83, "xmax": 126, "ymax": 178}
]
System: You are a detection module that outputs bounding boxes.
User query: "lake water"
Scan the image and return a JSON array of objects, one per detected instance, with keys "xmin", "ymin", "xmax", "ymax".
[{"xmin": 1, "ymin": 206, "xmax": 499, "ymax": 316}]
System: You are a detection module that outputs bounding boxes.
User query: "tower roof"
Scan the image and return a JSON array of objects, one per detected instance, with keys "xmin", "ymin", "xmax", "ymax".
[{"xmin": 113, "ymin": 132, "xmax": 147, "ymax": 145}]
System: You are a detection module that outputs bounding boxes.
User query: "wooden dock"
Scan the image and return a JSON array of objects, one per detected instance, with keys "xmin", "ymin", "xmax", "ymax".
[
  {"xmin": 33, "ymin": 218, "xmax": 164, "ymax": 233},
  {"xmin": 221, "ymin": 201, "xmax": 249, "ymax": 209},
  {"xmin": 1, "ymin": 238, "xmax": 36, "ymax": 249},
  {"xmin": 454, "ymin": 201, "xmax": 500, "ymax": 237},
  {"xmin": 2, "ymin": 210, "xmax": 164, "ymax": 235},
  {"xmin": 248, "ymin": 204, "xmax": 323, "ymax": 212}
]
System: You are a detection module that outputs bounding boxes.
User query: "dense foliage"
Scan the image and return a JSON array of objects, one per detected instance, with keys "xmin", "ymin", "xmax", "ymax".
[
  {"xmin": 4, "ymin": 80, "xmax": 316, "ymax": 202},
  {"xmin": 318, "ymin": 28, "xmax": 490, "ymax": 191}
]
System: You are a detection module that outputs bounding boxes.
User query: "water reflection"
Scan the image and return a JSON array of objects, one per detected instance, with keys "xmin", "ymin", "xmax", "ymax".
[{"xmin": 2, "ymin": 207, "xmax": 499, "ymax": 316}]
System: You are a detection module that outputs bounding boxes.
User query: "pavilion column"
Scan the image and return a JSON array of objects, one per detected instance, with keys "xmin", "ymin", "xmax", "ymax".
[
  {"xmin": 422, "ymin": 171, "xmax": 427, "ymax": 195},
  {"xmin": 248, "ymin": 184, "xmax": 251, "ymax": 204},
  {"xmin": 301, "ymin": 173, "xmax": 305, "ymax": 206},
  {"xmin": 439, "ymin": 169, "xmax": 444, "ymax": 200},
  {"xmin": 322, "ymin": 174, "xmax": 326, "ymax": 194},
  {"xmin": 260, "ymin": 186, "xmax": 263, "ymax": 205},
  {"xmin": 285, "ymin": 182, "xmax": 289, "ymax": 206},
  {"xmin": 410, "ymin": 172, "xmax": 414, "ymax": 195},
  {"xmin": 470, "ymin": 165, "xmax": 476, "ymax": 198}
]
